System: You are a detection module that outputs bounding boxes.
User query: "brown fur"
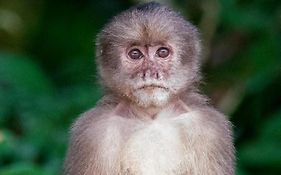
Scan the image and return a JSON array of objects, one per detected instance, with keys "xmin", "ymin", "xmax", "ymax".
[{"xmin": 64, "ymin": 2, "xmax": 234, "ymax": 175}]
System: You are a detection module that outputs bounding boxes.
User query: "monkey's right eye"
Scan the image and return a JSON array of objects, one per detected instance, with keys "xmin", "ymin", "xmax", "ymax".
[{"xmin": 128, "ymin": 49, "xmax": 143, "ymax": 60}]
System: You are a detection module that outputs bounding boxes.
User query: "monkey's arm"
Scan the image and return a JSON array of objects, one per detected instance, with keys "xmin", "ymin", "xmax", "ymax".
[
  {"xmin": 178, "ymin": 107, "xmax": 235, "ymax": 175},
  {"xmin": 63, "ymin": 111, "xmax": 124, "ymax": 175},
  {"xmin": 63, "ymin": 95, "xmax": 125, "ymax": 175}
]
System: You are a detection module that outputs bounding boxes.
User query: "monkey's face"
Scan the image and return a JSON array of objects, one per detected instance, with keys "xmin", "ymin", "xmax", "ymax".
[
  {"xmin": 121, "ymin": 43, "xmax": 173, "ymax": 107},
  {"xmin": 96, "ymin": 6, "xmax": 200, "ymax": 108},
  {"xmin": 112, "ymin": 40, "xmax": 195, "ymax": 108}
]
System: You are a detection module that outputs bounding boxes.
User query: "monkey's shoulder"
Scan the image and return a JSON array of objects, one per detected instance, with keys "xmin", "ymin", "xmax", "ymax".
[
  {"xmin": 183, "ymin": 106, "xmax": 230, "ymax": 124},
  {"xmin": 69, "ymin": 96, "xmax": 119, "ymax": 135},
  {"xmin": 169, "ymin": 107, "xmax": 233, "ymax": 140}
]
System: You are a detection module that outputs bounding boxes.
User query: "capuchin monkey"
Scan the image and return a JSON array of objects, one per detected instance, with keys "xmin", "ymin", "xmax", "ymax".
[{"xmin": 63, "ymin": 2, "xmax": 234, "ymax": 175}]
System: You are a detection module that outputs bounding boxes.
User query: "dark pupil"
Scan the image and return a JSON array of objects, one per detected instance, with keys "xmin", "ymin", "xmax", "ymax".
[
  {"xmin": 157, "ymin": 48, "xmax": 169, "ymax": 58},
  {"xmin": 129, "ymin": 49, "xmax": 142, "ymax": 59}
]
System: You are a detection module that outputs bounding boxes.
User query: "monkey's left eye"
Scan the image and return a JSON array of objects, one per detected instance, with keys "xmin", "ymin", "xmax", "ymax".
[
  {"xmin": 128, "ymin": 49, "xmax": 143, "ymax": 60},
  {"xmin": 156, "ymin": 47, "xmax": 170, "ymax": 58}
]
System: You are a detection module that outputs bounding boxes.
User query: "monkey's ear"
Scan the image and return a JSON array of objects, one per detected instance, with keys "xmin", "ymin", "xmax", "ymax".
[{"xmin": 95, "ymin": 37, "xmax": 103, "ymax": 58}]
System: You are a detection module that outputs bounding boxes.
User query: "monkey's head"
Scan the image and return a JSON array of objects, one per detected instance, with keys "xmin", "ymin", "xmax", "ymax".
[{"xmin": 96, "ymin": 2, "xmax": 201, "ymax": 108}]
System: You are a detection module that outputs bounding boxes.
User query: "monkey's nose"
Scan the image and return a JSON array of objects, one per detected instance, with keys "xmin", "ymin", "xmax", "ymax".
[{"xmin": 141, "ymin": 70, "xmax": 160, "ymax": 80}]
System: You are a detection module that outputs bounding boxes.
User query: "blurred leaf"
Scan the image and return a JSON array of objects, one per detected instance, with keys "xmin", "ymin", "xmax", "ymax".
[
  {"xmin": 0, "ymin": 163, "xmax": 53, "ymax": 175},
  {"xmin": 259, "ymin": 109, "xmax": 281, "ymax": 137},
  {"xmin": 0, "ymin": 130, "xmax": 17, "ymax": 164},
  {"xmin": 221, "ymin": 0, "xmax": 273, "ymax": 33},
  {"xmin": 238, "ymin": 109, "xmax": 281, "ymax": 169},
  {"xmin": 0, "ymin": 52, "xmax": 54, "ymax": 95},
  {"xmin": 244, "ymin": 33, "xmax": 281, "ymax": 94}
]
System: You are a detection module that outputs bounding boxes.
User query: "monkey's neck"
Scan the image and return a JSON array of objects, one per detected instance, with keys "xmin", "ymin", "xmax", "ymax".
[
  {"xmin": 132, "ymin": 105, "xmax": 160, "ymax": 119},
  {"xmin": 114, "ymin": 98, "xmax": 189, "ymax": 120}
]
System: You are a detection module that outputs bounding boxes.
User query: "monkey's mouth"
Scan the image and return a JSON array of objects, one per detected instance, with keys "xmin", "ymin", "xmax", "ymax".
[{"xmin": 137, "ymin": 84, "xmax": 168, "ymax": 91}]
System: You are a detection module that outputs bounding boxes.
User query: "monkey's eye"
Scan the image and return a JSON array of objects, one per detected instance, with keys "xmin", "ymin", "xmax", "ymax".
[
  {"xmin": 156, "ymin": 47, "xmax": 170, "ymax": 58},
  {"xmin": 128, "ymin": 49, "xmax": 143, "ymax": 60}
]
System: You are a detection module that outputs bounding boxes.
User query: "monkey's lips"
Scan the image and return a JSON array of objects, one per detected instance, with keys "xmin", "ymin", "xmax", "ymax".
[{"xmin": 137, "ymin": 84, "xmax": 168, "ymax": 91}]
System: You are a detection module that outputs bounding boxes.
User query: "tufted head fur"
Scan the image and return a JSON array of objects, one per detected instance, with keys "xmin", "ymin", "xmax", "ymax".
[{"xmin": 95, "ymin": 2, "xmax": 202, "ymax": 108}]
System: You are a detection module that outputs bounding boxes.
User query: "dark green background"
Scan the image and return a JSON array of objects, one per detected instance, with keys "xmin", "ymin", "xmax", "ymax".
[{"xmin": 0, "ymin": 0, "xmax": 280, "ymax": 174}]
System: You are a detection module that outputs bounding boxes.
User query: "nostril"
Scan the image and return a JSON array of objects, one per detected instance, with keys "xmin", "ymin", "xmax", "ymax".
[
  {"xmin": 141, "ymin": 70, "xmax": 147, "ymax": 80},
  {"xmin": 155, "ymin": 72, "xmax": 159, "ymax": 79},
  {"xmin": 142, "ymin": 72, "xmax": 146, "ymax": 79}
]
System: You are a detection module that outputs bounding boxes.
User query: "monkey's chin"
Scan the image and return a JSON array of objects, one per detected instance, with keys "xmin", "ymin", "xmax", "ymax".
[{"xmin": 132, "ymin": 88, "xmax": 171, "ymax": 108}]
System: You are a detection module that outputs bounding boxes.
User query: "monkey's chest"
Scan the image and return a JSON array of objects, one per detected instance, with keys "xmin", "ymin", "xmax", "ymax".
[{"xmin": 120, "ymin": 121, "xmax": 186, "ymax": 174}]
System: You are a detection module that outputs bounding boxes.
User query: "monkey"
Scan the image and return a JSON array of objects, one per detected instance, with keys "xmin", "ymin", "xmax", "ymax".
[{"xmin": 63, "ymin": 2, "xmax": 234, "ymax": 175}]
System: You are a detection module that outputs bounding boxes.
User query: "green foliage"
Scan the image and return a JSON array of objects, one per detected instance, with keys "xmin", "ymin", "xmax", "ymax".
[
  {"xmin": 0, "ymin": 53, "xmax": 101, "ymax": 174},
  {"xmin": 0, "ymin": 163, "xmax": 52, "ymax": 175},
  {"xmin": 0, "ymin": 0, "xmax": 280, "ymax": 174}
]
